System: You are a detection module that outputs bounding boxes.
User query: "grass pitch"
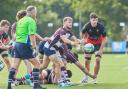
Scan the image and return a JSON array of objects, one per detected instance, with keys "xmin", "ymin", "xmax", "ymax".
[{"xmin": 0, "ymin": 54, "xmax": 128, "ymax": 89}]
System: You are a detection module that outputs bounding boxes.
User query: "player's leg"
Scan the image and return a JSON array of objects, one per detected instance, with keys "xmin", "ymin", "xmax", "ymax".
[
  {"xmin": 7, "ymin": 58, "xmax": 21, "ymax": 89},
  {"xmin": 49, "ymin": 54, "xmax": 61, "ymax": 83},
  {"xmin": 1, "ymin": 51, "xmax": 11, "ymax": 70},
  {"xmin": 81, "ymin": 53, "xmax": 92, "ymax": 83},
  {"xmin": 23, "ymin": 60, "xmax": 32, "ymax": 74},
  {"xmin": 93, "ymin": 51, "xmax": 102, "ymax": 84},
  {"xmin": 24, "ymin": 46, "xmax": 46, "ymax": 89},
  {"xmin": 7, "ymin": 42, "xmax": 23, "ymax": 89},
  {"xmin": 38, "ymin": 53, "xmax": 44, "ymax": 64},
  {"xmin": 40, "ymin": 54, "xmax": 50, "ymax": 70}
]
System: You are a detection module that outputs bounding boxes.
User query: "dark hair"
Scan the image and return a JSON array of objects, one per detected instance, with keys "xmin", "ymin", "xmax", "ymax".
[
  {"xmin": 26, "ymin": 5, "xmax": 36, "ymax": 12},
  {"xmin": 90, "ymin": 12, "xmax": 98, "ymax": 19},
  {"xmin": 67, "ymin": 70, "xmax": 72, "ymax": 78},
  {"xmin": 0, "ymin": 20, "xmax": 10, "ymax": 26},
  {"xmin": 16, "ymin": 10, "xmax": 26, "ymax": 21}
]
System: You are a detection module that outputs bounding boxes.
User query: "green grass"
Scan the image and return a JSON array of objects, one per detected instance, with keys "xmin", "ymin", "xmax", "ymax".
[{"xmin": 1, "ymin": 54, "xmax": 128, "ymax": 89}]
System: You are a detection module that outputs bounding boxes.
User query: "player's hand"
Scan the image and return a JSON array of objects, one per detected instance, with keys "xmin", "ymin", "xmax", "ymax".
[
  {"xmin": 96, "ymin": 50, "xmax": 102, "ymax": 56},
  {"xmin": 71, "ymin": 41, "xmax": 79, "ymax": 46},
  {"xmin": 43, "ymin": 37, "xmax": 50, "ymax": 41}
]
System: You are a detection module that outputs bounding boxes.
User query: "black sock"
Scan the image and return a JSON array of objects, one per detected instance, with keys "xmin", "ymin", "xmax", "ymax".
[
  {"xmin": 7, "ymin": 68, "xmax": 16, "ymax": 89},
  {"xmin": 32, "ymin": 68, "xmax": 39, "ymax": 88}
]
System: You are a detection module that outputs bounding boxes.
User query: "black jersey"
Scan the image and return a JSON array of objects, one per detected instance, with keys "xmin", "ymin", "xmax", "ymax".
[{"xmin": 81, "ymin": 22, "xmax": 106, "ymax": 44}]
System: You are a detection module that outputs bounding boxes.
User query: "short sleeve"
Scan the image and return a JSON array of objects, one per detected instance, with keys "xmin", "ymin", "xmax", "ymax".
[
  {"xmin": 81, "ymin": 24, "xmax": 87, "ymax": 34},
  {"xmin": 28, "ymin": 19, "xmax": 37, "ymax": 35},
  {"xmin": 100, "ymin": 25, "xmax": 106, "ymax": 37}
]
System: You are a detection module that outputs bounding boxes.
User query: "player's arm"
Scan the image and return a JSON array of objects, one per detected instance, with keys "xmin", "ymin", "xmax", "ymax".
[
  {"xmin": 99, "ymin": 36, "xmax": 107, "ymax": 52},
  {"xmin": 11, "ymin": 23, "xmax": 16, "ymax": 41},
  {"xmin": 70, "ymin": 36, "xmax": 81, "ymax": 44},
  {"xmin": 99, "ymin": 26, "xmax": 107, "ymax": 52},
  {"xmin": 35, "ymin": 33, "xmax": 50, "ymax": 41},
  {"xmin": 35, "ymin": 33, "xmax": 44, "ymax": 41},
  {"xmin": 60, "ymin": 35, "xmax": 79, "ymax": 46},
  {"xmin": 80, "ymin": 24, "xmax": 87, "ymax": 40},
  {"xmin": 28, "ymin": 20, "xmax": 37, "ymax": 49},
  {"xmin": 29, "ymin": 34, "xmax": 36, "ymax": 49}
]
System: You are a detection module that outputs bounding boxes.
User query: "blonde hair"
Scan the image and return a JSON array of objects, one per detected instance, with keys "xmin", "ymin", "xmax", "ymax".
[{"xmin": 63, "ymin": 17, "xmax": 73, "ymax": 23}]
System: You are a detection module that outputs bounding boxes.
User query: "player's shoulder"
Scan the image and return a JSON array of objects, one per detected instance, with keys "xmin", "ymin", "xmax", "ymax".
[
  {"xmin": 26, "ymin": 16, "xmax": 35, "ymax": 22},
  {"xmin": 57, "ymin": 27, "xmax": 67, "ymax": 34},
  {"xmin": 97, "ymin": 22, "xmax": 104, "ymax": 28},
  {"xmin": 20, "ymin": 16, "xmax": 35, "ymax": 23},
  {"xmin": 84, "ymin": 22, "xmax": 91, "ymax": 27}
]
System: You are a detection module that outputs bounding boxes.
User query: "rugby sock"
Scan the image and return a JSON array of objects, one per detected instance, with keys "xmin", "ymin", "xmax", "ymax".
[
  {"xmin": 7, "ymin": 68, "xmax": 16, "ymax": 89},
  {"xmin": 32, "ymin": 68, "xmax": 39, "ymax": 88}
]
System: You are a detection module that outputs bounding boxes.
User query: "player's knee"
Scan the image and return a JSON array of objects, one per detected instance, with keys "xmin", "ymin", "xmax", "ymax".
[
  {"xmin": 96, "ymin": 59, "xmax": 100, "ymax": 64},
  {"xmin": 33, "ymin": 61, "xmax": 40, "ymax": 68},
  {"xmin": 54, "ymin": 62, "xmax": 60, "ymax": 67}
]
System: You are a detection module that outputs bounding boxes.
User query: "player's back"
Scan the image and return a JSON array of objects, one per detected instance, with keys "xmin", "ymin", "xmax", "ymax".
[{"xmin": 16, "ymin": 16, "xmax": 36, "ymax": 43}]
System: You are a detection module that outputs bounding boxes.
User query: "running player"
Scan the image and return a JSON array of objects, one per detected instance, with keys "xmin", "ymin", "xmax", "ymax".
[
  {"xmin": 80, "ymin": 12, "xmax": 107, "ymax": 84},
  {"xmin": 7, "ymin": 6, "xmax": 46, "ymax": 89}
]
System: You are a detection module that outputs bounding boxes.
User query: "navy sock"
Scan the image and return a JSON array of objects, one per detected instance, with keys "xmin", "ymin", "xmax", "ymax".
[
  {"xmin": 32, "ymin": 68, "xmax": 39, "ymax": 88},
  {"xmin": 7, "ymin": 68, "xmax": 16, "ymax": 89}
]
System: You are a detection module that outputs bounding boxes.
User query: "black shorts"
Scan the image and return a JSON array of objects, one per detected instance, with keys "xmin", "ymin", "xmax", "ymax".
[
  {"xmin": 14, "ymin": 42, "xmax": 34, "ymax": 59},
  {"xmin": 46, "ymin": 69, "xmax": 53, "ymax": 84}
]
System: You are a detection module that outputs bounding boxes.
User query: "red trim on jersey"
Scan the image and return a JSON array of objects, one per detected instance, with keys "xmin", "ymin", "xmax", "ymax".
[
  {"xmin": 83, "ymin": 35, "xmax": 105, "ymax": 44},
  {"xmin": 1, "ymin": 36, "xmax": 10, "ymax": 45}
]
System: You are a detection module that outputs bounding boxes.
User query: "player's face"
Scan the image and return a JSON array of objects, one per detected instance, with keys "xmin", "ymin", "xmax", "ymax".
[
  {"xmin": 90, "ymin": 18, "xmax": 98, "ymax": 27},
  {"xmin": 31, "ymin": 8, "xmax": 37, "ymax": 20},
  {"xmin": 65, "ymin": 19, "xmax": 73, "ymax": 30},
  {"xmin": 1, "ymin": 25, "xmax": 9, "ymax": 32}
]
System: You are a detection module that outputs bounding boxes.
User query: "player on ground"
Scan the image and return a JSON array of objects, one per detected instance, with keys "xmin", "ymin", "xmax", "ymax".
[
  {"xmin": 0, "ymin": 20, "xmax": 11, "ymax": 70},
  {"xmin": 80, "ymin": 12, "xmax": 107, "ymax": 84},
  {"xmin": 7, "ymin": 6, "xmax": 46, "ymax": 89}
]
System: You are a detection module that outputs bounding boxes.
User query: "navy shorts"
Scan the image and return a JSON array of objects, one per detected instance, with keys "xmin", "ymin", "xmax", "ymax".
[
  {"xmin": 43, "ymin": 47, "xmax": 56, "ymax": 56},
  {"xmin": 14, "ymin": 42, "xmax": 34, "ymax": 59},
  {"xmin": 38, "ymin": 41, "xmax": 46, "ymax": 55}
]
